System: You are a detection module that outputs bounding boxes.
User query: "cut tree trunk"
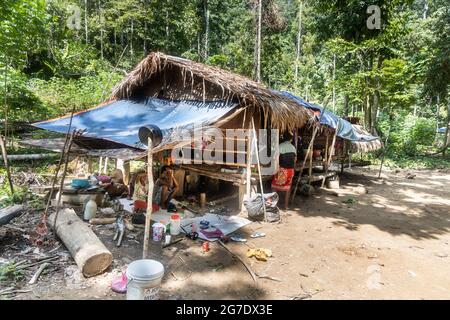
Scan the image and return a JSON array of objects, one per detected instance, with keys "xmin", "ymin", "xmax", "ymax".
[
  {"xmin": 0, "ymin": 205, "xmax": 24, "ymax": 226},
  {"xmin": 48, "ymin": 208, "xmax": 112, "ymax": 277}
]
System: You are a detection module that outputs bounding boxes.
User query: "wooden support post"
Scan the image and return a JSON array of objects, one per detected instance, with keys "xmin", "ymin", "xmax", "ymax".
[
  {"xmin": 143, "ymin": 138, "xmax": 153, "ymax": 259},
  {"xmin": 114, "ymin": 158, "xmax": 118, "ymax": 170},
  {"xmin": 87, "ymin": 156, "xmax": 93, "ymax": 174},
  {"xmin": 321, "ymin": 128, "xmax": 338, "ymax": 188},
  {"xmin": 0, "ymin": 135, "xmax": 14, "ymax": 194},
  {"xmin": 98, "ymin": 157, "xmax": 103, "ymax": 173},
  {"xmin": 308, "ymin": 146, "xmax": 313, "ymax": 183},
  {"xmin": 123, "ymin": 161, "xmax": 130, "ymax": 185},
  {"xmin": 291, "ymin": 124, "xmax": 320, "ymax": 203},
  {"xmin": 103, "ymin": 157, "xmax": 109, "ymax": 174},
  {"xmin": 251, "ymin": 118, "xmax": 266, "ymax": 221},
  {"xmin": 245, "ymin": 128, "xmax": 253, "ymax": 198},
  {"xmin": 238, "ymin": 183, "xmax": 246, "ymax": 212},
  {"xmin": 324, "ymin": 134, "xmax": 329, "ymax": 171}
]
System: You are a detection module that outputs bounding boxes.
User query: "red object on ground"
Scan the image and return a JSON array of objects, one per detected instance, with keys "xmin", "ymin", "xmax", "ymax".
[
  {"xmin": 202, "ymin": 241, "xmax": 210, "ymax": 252},
  {"xmin": 134, "ymin": 200, "xmax": 159, "ymax": 212}
]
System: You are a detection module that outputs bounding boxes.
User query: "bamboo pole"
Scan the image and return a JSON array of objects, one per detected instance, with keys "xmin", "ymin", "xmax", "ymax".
[
  {"xmin": 143, "ymin": 137, "xmax": 154, "ymax": 259},
  {"xmin": 53, "ymin": 131, "xmax": 75, "ymax": 230},
  {"xmin": 0, "ymin": 135, "xmax": 14, "ymax": 194},
  {"xmin": 251, "ymin": 118, "xmax": 266, "ymax": 221},
  {"xmin": 321, "ymin": 127, "xmax": 338, "ymax": 188},
  {"xmin": 245, "ymin": 127, "xmax": 253, "ymax": 198},
  {"xmin": 290, "ymin": 123, "xmax": 319, "ymax": 203},
  {"xmin": 43, "ymin": 107, "xmax": 76, "ymax": 223}
]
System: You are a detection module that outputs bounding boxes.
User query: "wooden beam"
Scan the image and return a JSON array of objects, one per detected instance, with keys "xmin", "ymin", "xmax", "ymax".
[{"xmin": 251, "ymin": 118, "xmax": 266, "ymax": 221}]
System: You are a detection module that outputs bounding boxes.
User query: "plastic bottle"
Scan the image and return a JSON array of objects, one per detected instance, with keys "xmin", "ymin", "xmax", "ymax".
[
  {"xmin": 170, "ymin": 214, "xmax": 181, "ymax": 235},
  {"xmin": 84, "ymin": 196, "xmax": 97, "ymax": 221}
]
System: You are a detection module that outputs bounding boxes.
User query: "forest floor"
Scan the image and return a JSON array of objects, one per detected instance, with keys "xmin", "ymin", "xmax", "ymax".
[{"xmin": 2, "ymin": 166, "xmax": 450, "ymax": 300}]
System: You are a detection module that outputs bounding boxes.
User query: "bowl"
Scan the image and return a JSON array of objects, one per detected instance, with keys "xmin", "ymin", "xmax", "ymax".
[{"xmin": 71, "ymin": 179, "xmax": 91, "ymax": 189}]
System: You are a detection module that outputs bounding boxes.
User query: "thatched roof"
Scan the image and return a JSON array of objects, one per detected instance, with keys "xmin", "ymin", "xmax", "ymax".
[
  {"xmin": 110, "ymin": 52, "xmax": 312, "ymax": 132},
  {"xmin": 349, "ymin": 125, "xmax": 383, "ymax": 153}
]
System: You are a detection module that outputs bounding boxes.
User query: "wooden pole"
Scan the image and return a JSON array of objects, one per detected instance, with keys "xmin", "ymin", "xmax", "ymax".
[
  {"xmin": 251, "ymin": 118, "xmax": 266, "ymax": 221},
  {"xmin": 87, "ymin": 156, "xmax": 93, "ymax": 173},
  {"xmin": 290, "ymin": 123, "xmax": 320, "ymax": 203},
  {"xmin": 245, "ymin": 127, "xmax": 253, "ymax": 198},
  {"xmin": 378, "ymin": 125, "xmax": 391, "ymax": 178},
  {"xmin": 43, "ymin": 107, "xmax": 76, "ymax": 222},
  {"xmin": 98, "ymin": 157, "xmax": 103, "ymax": 173},
  {"xmin": 0, "ymin": 135, "xmax": 14, "ymax": 194},
  {"xmin": 53, "ymin": 131, "xmax": 75, "ymax": 230},
  {"xmin": 321, "ymin": 127, "xmax": 338, "ymax": 188},
  {"xmin": 143, "ymin": 137, "xmax": 154, "ymax": 259},
  {"xmin": 103, "ymin": 157, "xmax": 108, "ymax": 174}
]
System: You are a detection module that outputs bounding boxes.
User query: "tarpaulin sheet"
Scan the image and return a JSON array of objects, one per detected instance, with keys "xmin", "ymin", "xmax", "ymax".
[
  {"xmin": 33, "ymin": 98, "xmax": 238, "ymax": 149},
  {"xmin": 278, "ymin": 91, "xmax": 379, "ymax": 142}
]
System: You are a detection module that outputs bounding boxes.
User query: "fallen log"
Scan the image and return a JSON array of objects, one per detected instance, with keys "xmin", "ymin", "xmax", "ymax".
[
  {"xmin": 0, "ymin": 205, "xmax": 25, "ymax": 226},
  {"xmin": 48, "ymin": 208, "xmax": 113, "ymax": 277},
  {"xmin": 0, "ymin": 153, "xmax": 58, "ymax": 161}
]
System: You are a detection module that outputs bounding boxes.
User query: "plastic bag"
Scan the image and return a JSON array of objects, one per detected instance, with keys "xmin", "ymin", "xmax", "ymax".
[{"xmin": 244, "ymin": 192, "xmax": 280, "ymax": 222}]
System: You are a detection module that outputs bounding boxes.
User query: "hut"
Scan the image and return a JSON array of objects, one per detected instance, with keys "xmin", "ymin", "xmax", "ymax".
[{"xmin": 32, "ymin": 52, "xmax": 313, "ymax": 209}]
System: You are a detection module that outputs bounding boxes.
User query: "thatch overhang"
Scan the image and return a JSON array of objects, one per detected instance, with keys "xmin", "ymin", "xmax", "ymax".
[{"xmin": 110, "ymin": 52, "xmax": 312, "ymax": 132}]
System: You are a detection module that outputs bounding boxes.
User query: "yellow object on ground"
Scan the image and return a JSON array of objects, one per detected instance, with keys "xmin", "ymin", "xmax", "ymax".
[{"xmin": 246, "ymin": 248, "xmax": 273, "ymax": 261}]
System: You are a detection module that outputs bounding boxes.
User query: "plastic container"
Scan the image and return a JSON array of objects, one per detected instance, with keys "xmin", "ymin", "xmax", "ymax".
[
  {"xmin": 83, "ymin": 196, "xmax": 97, "ymax": 221},
  {"xmin": 169, "ymin": 214, "xmax": 181, "ymax": 236},
  {"xmin": 152, "ymin": 223, "xmax": 165, "ymax": 242},
  {"xmin": 126, "ymin": 259, "xmax": 164, "ymax": 300}
]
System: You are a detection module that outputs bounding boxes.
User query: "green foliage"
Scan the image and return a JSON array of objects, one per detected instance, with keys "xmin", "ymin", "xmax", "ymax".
[
  {"xmin": 0, "ymin": 262, "xmax": 24, "ymax": 283},
  {"xmin": 0, "ymin": 0, "xmax": 448, "ymax": 163},
  {"xmin": 0, "ymin": 183, "xmax": 45, "ymax": 210}
]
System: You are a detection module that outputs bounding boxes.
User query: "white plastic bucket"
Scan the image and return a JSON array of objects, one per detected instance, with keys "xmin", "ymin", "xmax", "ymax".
[{"xmin": 126, "ymin": 259, "xmax": 164, "ymax": 300}]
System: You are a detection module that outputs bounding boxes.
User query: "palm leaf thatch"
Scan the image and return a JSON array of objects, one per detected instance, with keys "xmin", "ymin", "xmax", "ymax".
[{"xmin": 110, "ymin": 52, "xmax": 312, "ymax": 132}]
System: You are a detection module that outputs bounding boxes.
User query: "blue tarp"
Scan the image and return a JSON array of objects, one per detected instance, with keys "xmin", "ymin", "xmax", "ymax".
[
  {"xmin": 34, "ymin": 98, "xmax": 237, "ymax": 149},
  {"xmin": 438, "ymin": 127, "xmax": 447, "ymax": 134},
  {"xmin": 278, "ymin": 91, "xmax": 379, "ymax": 142}
]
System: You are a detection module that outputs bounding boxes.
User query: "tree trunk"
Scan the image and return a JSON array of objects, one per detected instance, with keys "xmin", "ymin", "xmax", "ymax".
[
  {"xmin": 130, "ymin": 19, "xmax": 134, "ymax": 57},
  {"xmin": 204, "ymin": 0, "xmax": 210, "ymax": 60},
  {"xmin": 84, "ymin": 0, "xmax": 88, "ymax": 44},
  {"xmin": 48, "ymin": 208, "xmax": 112, "ymax": 277},
  {"xmin": 343, "ymin": 94, "xmax": 349, "ymax": 117},
  {"xmin": 332, "ymin": 54, "xmax": 336, "ymax": 113},
  {"xmin": 294, "ymin": 1, "xmax": 303, "ymax": 83},
  {"xmin": 443, "ymin": 101, "xmax": 450, "ymax": 156},
  {"xmin": 253, "ymin": 0, "xmax": 262, "ymax": 83}
]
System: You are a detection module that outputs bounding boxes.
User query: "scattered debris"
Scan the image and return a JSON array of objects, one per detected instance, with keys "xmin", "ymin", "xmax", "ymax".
[
  {"xmin": 406, "ymin": 173, "xmax": 416, "ymax": 179},
  {"xmin": 250, "ymin": 232, "xmax": 266, "ymax": 238},
  {"xmin": 28, "ymin": 262, "xmax": 49, "ymax": 284},
  {"xmin": 255, "ymin": 273, "xmax": 281, "ymax": 282},
  {"xmin": 230, "ymin": 236, "xmax": 247, "ymax": 242},
  {"xmin": 246, "ymin": 248, "xmax": 272, "ymax": 261},
  {"xmin": 218, "ymin": 240, "xmax": 257, "ymax": 283}
]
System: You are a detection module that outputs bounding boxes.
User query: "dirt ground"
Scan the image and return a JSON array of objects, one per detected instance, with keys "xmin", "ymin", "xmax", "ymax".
[{"xmin": 2, "ymin": 166, "xmax": 450, "ymax": 300}]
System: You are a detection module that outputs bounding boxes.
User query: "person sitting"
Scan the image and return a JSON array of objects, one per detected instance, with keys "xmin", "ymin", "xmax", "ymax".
[
  {"xmin": 271, "ymin": 133, "xmax": 297, "ymax": 209},
  {"xmin": 153, "ymin": 166, "xmax": 179, "ymax": 211},
  {"xmin": 132, "ymin": 172, "xmax": 148, "ymax": 202}
]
